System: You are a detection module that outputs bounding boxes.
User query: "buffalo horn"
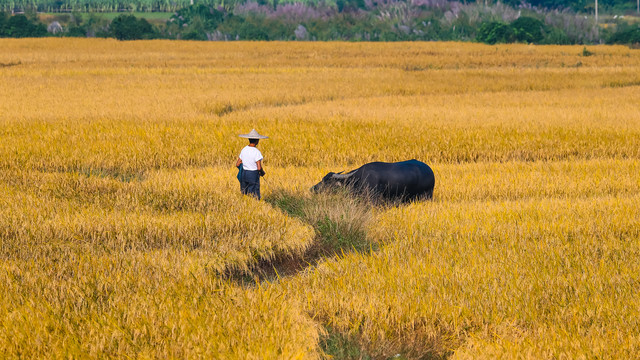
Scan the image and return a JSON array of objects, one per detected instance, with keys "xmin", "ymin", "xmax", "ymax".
[{"xmin": 331, "ymin": 172, "xmax": 354, "ymax": 180}]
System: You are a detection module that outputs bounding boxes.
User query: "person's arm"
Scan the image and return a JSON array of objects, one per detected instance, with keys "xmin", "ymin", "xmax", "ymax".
[
  {"xmin": 236, "ymin": 158, "xmax": 242, "ymax": 167},
  {"xmin": 257, "ymin": 160, "xmax": 265, "ymax": 176}
]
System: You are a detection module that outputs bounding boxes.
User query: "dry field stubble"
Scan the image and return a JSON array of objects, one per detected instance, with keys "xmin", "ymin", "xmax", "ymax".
[{"xmin": 1, "ymin": 38, "xmax": 640, "ymax": 358}]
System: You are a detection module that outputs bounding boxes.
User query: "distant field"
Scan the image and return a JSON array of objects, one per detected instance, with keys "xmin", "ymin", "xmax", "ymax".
[
  {"xmin": 38, "ymin": 11, "xmax": 173, "ymax": 26},
  {"xmin": 74, "ymin": 11, "xmax": 173, "ymax": 20},
  {"xmin": 1, "ymin": 39, "xmax": 639, "ymax": 358}
]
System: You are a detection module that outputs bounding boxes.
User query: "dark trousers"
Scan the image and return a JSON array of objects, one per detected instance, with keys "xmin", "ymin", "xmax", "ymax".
[{"xmin": 241, "ymin": 170, "xmax": 260, "ymax": 200}]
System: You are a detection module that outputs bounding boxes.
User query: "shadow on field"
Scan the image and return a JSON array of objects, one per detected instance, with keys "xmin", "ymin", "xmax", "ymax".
[{"xmin": 225, "ymin": 189, "xmax": 378, "ymax": 285}]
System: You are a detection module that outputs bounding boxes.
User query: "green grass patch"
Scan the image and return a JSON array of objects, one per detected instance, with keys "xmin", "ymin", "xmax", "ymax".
[
  {"xmin": 321, "ymin": 327, "xmax": 373, "ymax": 360},
  {"xmin": 39, "ymin": 12, "xmax": 173, "ymax": 24},
  {"xmin": 265, "ymin": 189, "xmax": 376, "ymax": 256}
]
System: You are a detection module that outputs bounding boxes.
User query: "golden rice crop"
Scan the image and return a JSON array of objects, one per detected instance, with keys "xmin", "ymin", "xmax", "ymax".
[
  {"xmin": 0, "ymin": 168, "xmax": 318, "ymax": 357},
  {"xmin": 285, "ymin": 195, "xmax": 640, "ymax": 359},
  {"xmin": 1, "ymin": 251, "xmax": 321, "ymax": 358},
  {"xmin": 1, "ymin": 38, "xmax": 639, "ymax": 358},
  {"xmin": 0, "ymin": 168, "xmax": 314, "ymax": 272},
  {"xmin": 2, "ymin": 39, "xmax": 640, "ymax": 173}
]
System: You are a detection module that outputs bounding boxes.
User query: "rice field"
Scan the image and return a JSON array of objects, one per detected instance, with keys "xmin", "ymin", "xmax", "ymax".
[{"xmin": 1, "ymin": 38, "xmax": 639, "ymax": 358}]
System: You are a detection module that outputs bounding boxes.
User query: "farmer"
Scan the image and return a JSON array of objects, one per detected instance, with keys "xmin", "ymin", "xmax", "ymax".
[{"xmin": 235, "ymin": 129, "xmax": 268, "ymax": 200}]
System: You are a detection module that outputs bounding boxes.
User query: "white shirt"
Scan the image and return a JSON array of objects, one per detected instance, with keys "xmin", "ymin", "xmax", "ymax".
[{"xmin": 239, "ymin": 146, "xmax": 263, "ymax": 171}]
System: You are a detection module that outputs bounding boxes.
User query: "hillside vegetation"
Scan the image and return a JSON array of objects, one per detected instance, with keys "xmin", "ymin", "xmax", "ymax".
[
  {"xmin": 1, "ymin": 39, "xmax": 639, "ymax": 358},
  {"xmin": 1, "ymin": 0, "xmax": 639, "ymax": 14},
  {"xmin": 1, "ymin": 0, "xmax": 640, "ymax": 44}
]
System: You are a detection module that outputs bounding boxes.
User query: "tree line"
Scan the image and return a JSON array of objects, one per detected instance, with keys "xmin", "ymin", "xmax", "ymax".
[
  {"xmin": 1, "ymin": 0, "xmax": 639, "ymax": 14},
  {"xmin": 1, "ymin": 1, "xmax": 639, "ymax": 44}
]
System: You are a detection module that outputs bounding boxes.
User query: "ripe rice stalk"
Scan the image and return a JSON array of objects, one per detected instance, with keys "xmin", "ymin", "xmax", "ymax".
[{"xmin": 1, "ymin": 39, "xmax": 639, "ymax": 358}]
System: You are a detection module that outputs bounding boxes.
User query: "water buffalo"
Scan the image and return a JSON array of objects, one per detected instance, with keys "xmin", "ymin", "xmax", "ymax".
[{"xmin": 311, "ymin": 159, "xmax": 435, "ymax": 201}]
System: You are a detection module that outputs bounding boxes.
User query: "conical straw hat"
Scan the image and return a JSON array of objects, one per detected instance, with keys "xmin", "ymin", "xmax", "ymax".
[{"xmin": 239, "ymin": 129, "xmax": 269, "ymax": 139}]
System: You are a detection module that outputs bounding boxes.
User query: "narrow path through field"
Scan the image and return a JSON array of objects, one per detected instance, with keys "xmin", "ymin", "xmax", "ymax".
[
  {"xmin": 226, "ymin": 189, "xmax": 379, "ymax": 284},
  {"xmin": 223, "ymin": 189, "xmax": 385, "ymax": 358}
]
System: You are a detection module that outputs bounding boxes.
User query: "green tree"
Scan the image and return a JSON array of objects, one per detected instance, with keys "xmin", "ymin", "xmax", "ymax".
[
  {"xmin": 3, "ymin": 13, "xmax": 47, "ymax": 38},
  {"xmin": 336, "ymin": 0, "xmax": 366, "ymax": 13},
  {"xmin": 237, "ymin": 16, "xmax": 270, "ymax": 40},
  {"xmin": 0, "ymin": 12, "xmax": 7, "ymax": 36},
  {"xmin": 511, "ymin": 16, "xmax": 545, "ymax": 43},
  {"xmin": 476, "ymin": 21, "xmax": 515, "ymax": 44},
  {"xmin": 608, "ymin": 26, "xmax": 640, "ymax": 45},
  {"xmin": 109, "ymin": 14, "xmax": 156, "ymax": 40},
  {"xmin": 541, "ymin": 27, "xmax": 571, "ymax": 44}
]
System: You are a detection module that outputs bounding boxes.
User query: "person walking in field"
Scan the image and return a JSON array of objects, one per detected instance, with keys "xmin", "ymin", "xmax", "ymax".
[{"xmin": 236, "ymin": 129, "xmax": 268, "ymax": 200}]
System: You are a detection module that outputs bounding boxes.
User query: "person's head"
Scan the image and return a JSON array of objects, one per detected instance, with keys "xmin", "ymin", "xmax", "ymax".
[{"xmin": 239, "ymin": 129, "xmax": 267, "ymax": 144}]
